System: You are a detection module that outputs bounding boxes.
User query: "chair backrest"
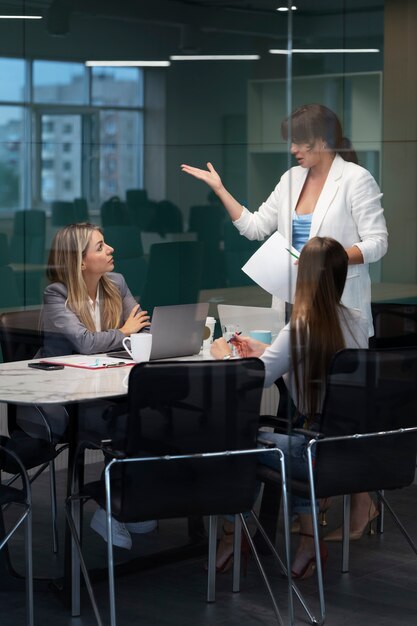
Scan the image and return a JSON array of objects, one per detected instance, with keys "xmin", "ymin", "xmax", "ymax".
[
  {"xmin": 141, "ymin": 241, "xmax": 203, "ymax": 314},
  {"xmin": 100, "ymin": 196, "xmax": 130, "ymax": 227},
  {"xmin": 73, "ymin": 197, "xmax": 89, "ymax": 222},
  {"xmin": 0, "ymin": 308, "xmax": 43, "ymax": 362},
  {"xmin": 51, "ymin": 201, "xmax": 75, "ymax": 226},
  {"xmin": 314, "ymin": 347, "xmax": 417, "ymax": 497},
  {"xmin": 155, "ymin": 200, "xmax": 183, "ymax": 234},
  {"xmin": 108, "ymin": 358, "xmax": 265, "ymax": 521},
  {"xmin": 10, "ymin": 210, "xmax": 46, "ymax": 264},
  {"xmin": 125, "ymin": 188, "xmax": 157, "ymax": 231},
  {"xmin": 370, "ymin": 302, "xmax": 417, "ymax": 348}
]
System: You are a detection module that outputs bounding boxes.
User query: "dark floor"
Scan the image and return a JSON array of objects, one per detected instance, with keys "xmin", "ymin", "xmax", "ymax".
[{"xmin": 1, "ymin": 464, "xmax": 417, "ymax": 626}]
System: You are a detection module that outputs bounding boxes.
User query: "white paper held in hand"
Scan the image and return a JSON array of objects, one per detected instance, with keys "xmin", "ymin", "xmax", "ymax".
[
  {"xmin": 122, "ymin": 333, "xmax": 152, "ymax": 363},
  {"xmin": 241, "ymin": 231, "xmax": 299, "ymax": 303}
]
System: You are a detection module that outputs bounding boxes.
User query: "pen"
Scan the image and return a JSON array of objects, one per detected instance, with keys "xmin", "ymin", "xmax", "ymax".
[
  {"xmin": 103, "ymin": 362, "xmax": 126, "ymax": 367},
  {"xmin": 227, "ymin": 331, "xmax": 242, "ymax": 343},
  {"xmin": 285, "ymin": 247, "xmax": 299, "ymax": 260}
]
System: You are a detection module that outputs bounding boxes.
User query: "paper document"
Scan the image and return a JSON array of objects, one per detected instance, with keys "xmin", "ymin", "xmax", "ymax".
[
  {"xmin": 242, "ymin": 231, "xmax": 299, "ymax": 303},
  {"xmin": 40, "ymin": 355, "xmax": 134, "ymax": 370}
]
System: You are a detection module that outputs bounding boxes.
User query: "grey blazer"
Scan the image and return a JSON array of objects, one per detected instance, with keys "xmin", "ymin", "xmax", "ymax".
[{"xmin": 40, "ymin": 272, "xmax": 140, "ymax": 357}]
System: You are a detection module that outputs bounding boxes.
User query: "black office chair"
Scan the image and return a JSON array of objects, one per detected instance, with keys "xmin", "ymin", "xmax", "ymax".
[
  {"xmin": 0, "ymin": 442, "xmax": 33, "ymax": 626},
  {"xmin": 51, "ymin": 201, "xmax": 76, "ymax": 226},
  {"xmin": 0, "ymin": 308, "xmax": 69, "ymax": 554},
  {"xmin": 104, "ymin": 225, "xmax": 147, "ymax": 300},
  {"xmin": 258, "ymin": 347, "xmax": 417, "ymax": 625},
  {"xmin": 223, "ymin": 221, "xmax": 261, "ymax": 287},
  {"xmin": 370, "ymin": 302, "xmax": 417, "ymax": 348},
  {"xmin": 100, "ymin": 196, "xmax": 130, "ymax": 227},
  {"xmin": 66, "ymin": 359, "xmax": 293, "ymax": 626},
  {"xmin": 141, "ymin": 241, "xmax": 203, "ymax": 315}
]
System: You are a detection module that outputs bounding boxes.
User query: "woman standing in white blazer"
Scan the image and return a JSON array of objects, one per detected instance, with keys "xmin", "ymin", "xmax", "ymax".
[
  {"xmin": 182, "ymin": 104, "xmax": 388, "ymax": 542},
  {"xmin": 181, "ymin": 103, "xmax": 388, "ymax": 337}
]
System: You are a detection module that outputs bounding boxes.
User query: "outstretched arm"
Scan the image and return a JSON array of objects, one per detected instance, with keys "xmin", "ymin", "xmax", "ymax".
[{"xmin": 181, "ymin": 161, "xmax": 244, "ymax": 222}]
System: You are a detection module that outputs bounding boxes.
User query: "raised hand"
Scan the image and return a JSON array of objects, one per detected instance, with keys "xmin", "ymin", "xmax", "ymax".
[{"xmin": 180, "ymin": 162, "xmax": 223, "ymax": 193}]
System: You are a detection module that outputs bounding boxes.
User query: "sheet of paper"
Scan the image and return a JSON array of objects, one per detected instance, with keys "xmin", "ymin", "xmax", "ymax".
[
  {"xmin": 241, "ymin": 231, "xmax": 299, "ymax": 303},
  {"xmin": 40, "ymin": 355, "xmax": 134, "ymax": 369}
]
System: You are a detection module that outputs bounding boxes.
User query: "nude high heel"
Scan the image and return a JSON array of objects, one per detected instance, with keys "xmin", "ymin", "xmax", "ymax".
[{"xmin": 324, "ymin": 500, "xmax": 380, "ymax": 542}]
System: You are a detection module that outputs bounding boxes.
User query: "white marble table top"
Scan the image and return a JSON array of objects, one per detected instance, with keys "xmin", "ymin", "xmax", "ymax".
[{"xmin": 0, "ymin": 352, "xmax": 207, "ymax": 406}]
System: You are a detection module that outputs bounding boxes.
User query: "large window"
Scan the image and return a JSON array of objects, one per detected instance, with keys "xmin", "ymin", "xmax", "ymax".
[{"xmin": 0, "ymin": 58, "xmax": 144, "ymax": 212}]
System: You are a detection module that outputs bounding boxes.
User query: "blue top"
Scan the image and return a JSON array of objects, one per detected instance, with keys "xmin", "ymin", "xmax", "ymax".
[{"xmin": 292, "ymin": 211, "xmax": 313, "ymax": 252}]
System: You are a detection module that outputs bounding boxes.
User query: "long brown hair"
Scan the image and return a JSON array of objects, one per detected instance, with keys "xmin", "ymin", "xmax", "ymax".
[
  {"xmin": 47, "ymin": 223, "xmax": 122, "ymax": 331},
  {"xmin": 281, "ymin": 104, "xmax": 358, "ymax": 164},
  {"xmin": 290, "ymin": 237, "xmax": 349, "ymax": 421}
]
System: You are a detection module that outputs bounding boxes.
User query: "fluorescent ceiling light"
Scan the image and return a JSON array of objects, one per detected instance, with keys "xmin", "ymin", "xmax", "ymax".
[
  {"xmin": 170, "ymin": 55, "xmax": 260, "ymax": 61},
  {"xmin": 276, "ymin": 5, "xmax": 297, "ymax": 10},
  {"xmin": 0, "ymin": 15, "xmax": 42, "ymax": 19},
  {"xmin": 269, "ymin": 48, "xmax": 379, "ymax": 54},
  {"xmin": 86, "ymin": 60, "xmax": 170, "ymax": 67}
]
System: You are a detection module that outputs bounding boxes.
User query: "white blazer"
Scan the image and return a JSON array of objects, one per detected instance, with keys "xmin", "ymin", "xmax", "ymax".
[{"xmin": 234, "ymin": 154, "xmax": 388, "ymax": 336}]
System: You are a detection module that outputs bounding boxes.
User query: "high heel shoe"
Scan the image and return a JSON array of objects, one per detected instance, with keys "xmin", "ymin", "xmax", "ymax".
[
  {"xmin": 324, "ymin": 501, "xmax": 380, "ymax": 542},
  {"xmin": 206, "ymin": 525, "xmax": 250, "ymax": 574},
  {"xmin": 319, "ymin": 498, "xmax": 331, "ymax": 527},
  {"xmin": 291, "ymin": 532, "xmax": 328, "ymax": 580}
]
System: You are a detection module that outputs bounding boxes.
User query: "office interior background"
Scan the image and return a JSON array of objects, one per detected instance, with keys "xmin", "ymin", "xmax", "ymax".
[{"xmin": 0, "ymin": 0, "xmax": 415, "ymax": 324}]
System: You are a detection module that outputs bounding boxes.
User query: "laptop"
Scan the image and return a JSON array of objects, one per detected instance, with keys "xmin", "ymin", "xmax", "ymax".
[
  {"xmin": 217, "ymin": 304, "xmax": 285, "ymax": 339},
  {"xmin": 108, "ymin": 302, "xmax": 209, "ymax": 361}
]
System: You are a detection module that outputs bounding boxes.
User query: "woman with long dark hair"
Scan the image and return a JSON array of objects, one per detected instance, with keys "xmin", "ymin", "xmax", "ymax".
[{"xmin": 211, "ymin": 237, "xmax": 372, "ymax": 579}]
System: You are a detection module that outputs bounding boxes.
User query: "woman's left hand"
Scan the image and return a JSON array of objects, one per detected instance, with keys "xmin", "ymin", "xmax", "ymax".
[{"xmin": 210, "ymin": 337, "xmax": 232, "ymax": 359}]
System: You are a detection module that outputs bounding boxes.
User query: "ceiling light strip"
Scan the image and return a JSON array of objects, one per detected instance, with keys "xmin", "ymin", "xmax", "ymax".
[
  {"xmin": 0, "ymin": 15, "xmax": 42, "ymax": 19},
  {"xmin": 86, "ymin": 61, "xmax": 171, "ymax": 67},
  {"xmin": 269, "ymin": 48, "xmax": 380, "ymax": 54},
  {"xmin": 170, "ymin": 55, "xmax": 260, "ymax": 61}
]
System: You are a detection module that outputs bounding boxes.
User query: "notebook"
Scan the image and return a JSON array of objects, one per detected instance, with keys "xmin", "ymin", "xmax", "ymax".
[
  {"xmin": 108, "ymin": 302, "xmax": 209, "ymax": 361},
  {"xmin": 217, "ymin": 304, "xmax": 285, "ymax": 339}
]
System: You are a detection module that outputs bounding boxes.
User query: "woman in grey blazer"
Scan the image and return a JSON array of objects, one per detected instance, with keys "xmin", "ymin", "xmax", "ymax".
[
  {"xmin": 21, "ymin": 223, "xmax": 152, "ymax": 549},
  {"xmin": 181, "ymin": 103, "xmax": 388, "ymax": 337},
  {"xmin": 41, "ymin": 223, "xmax": 149, "ymax": 357}
]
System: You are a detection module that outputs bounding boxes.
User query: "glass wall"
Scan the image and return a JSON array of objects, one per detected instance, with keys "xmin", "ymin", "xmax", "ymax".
[{"xmin": 0, "ymin": 0, "xmax": 415, "ymax": 342}]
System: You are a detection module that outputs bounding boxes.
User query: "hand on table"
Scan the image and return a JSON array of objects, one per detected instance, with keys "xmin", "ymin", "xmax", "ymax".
[
  {"xmin": 120, "ymin": 305, "xmax": 150, "ymax": 336},
  {"xmin": 230, "ymin": 334, "xmax": 268, "ymax": 358}
]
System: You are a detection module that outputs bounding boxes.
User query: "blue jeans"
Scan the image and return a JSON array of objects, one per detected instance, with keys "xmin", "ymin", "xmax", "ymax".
[{"xmin": 257, "ymin": 431, "xmax": 317, "ymax": 515}]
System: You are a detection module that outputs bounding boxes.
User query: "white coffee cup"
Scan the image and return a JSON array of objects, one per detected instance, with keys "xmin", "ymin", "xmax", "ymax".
[
  {"xmin": 203, "ymin": 316, "xmax": 216, "ymax": 352},
  {"xmin": 122, "ymin": 333, "xmax": 152, "ymax": 363}
]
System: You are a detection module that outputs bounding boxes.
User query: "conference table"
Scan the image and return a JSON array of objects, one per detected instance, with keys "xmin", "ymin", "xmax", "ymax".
[{"xmin": 0, "ymin": 352, "xmax": 209, "ymax": 604}]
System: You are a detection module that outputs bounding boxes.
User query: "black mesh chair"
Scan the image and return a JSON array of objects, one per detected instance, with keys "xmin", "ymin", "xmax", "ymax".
[
  {"xmin": 0, "ymin": 441, "xmax": 33, "ymax": 626},
  {"xmin": 258, "ymin": 347, "xmax": 417, "ymax": 625},
  {"xmin": 66, "ymin": 359, "xmax": 293, "ymax": 626},
  {"xmin": 0, "ymin": 308, "xmax": 68, "ymax": 554}
]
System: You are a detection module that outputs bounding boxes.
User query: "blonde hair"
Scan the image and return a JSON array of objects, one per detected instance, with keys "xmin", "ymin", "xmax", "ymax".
[
  {"xmin": 290, "ymin": 237, "xmax": 349, "ymax": 422},
  {"xmin": 47, "ymin": 223, "xmax": 122, "ymax": 331}
]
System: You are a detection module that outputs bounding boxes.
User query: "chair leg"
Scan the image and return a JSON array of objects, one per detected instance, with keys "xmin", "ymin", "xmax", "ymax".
[
  {"xmin": 24, "ymin": 508, "xmax": 34, "ymax": 626},
  {"xmin": 377, "ymin": 489, "xmax": 385, "ymax": 534},
  {"xmin": 232, "ymin": 514, "xmax": 242, "ymax": 593},
  {"xmin": 341, "ymin": 495, "xmax": 351, "ymax": 573},
  {"xmin": 206, "ymin": 515, "xmax": 217, "ymax": 603},
  {"xmin": 106, "ymin": 508, "xmax": 117, "ymax": 626},
  {"xmin": 49, "ymin": 460, "xmax": 59, "ymax": 554},
  {"xmin": 65, "ymin": 499, "xmax": 103, "ymax": 625}
]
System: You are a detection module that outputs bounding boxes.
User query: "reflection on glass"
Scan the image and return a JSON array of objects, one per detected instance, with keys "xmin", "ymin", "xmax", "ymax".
[
  {"xmin": 98, "ymin": 110, "xmax": 143, "ymax": 202},
  {"xmin": 33, "ymin": 60, "xmax": 85, "ymax": 104},
  {"xmin": 0, "ymin": 58, "xmax": 25, "ymax": 101},
  {"xmin": 0, "ymin": 105, "xmax": 23, "ymax": 210},
  {"xmin": 91, "ymin": 67, "xmax": 143, "ymax": 107},
  {"xmin": 40, "ymin": 114, "xmax": 81, "ymax": 202}
]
